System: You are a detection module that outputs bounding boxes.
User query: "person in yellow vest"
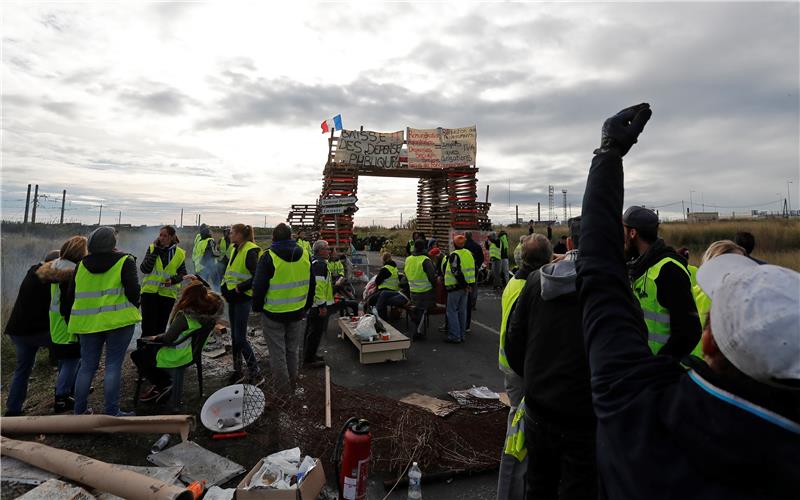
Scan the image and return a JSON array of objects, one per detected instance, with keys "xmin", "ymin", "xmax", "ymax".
[
  {"xmin": 140, "ymin": 226, "xmax": 187, "ymax": 338},
  {"xmin": 192, "ymin": 224, "xmax": 218, "ymax": 287},
  {"xmin": 304, "ymin": 240, "xmax": 334, "ymax": 367},
  {"xmin": 295, "ymin": 229, "xmax": 313, "ymax": 256},
  {"xmin": 484, "ymin": 232, "xmax": 504, "ymax": 292},
  {"xmin": 131, "ymin": 280, "xmax": 224, "ymax": 403},
  {"xmin": 220, "ymin": 223, "xmax": 263, "ymax": 385},
  {"xmin": 37, "ymin": 236, "xmax": 88, "ymax": 413},
  {"xmin": 216, "ymin": 227, "xmax": 233, "ymax": 282},
  {"xmin": 405, "ymin": 239, "xmax": 437, "ymax": 340},
  {"xmin": 499, "ymin": 230, "xmax": 510, "ymax": 286},
  {"xmin": 252, "ymin": 223, "xmax": 315, "ymax": 391},
  {"xmin": 62, "ymin": 227, "xmax": 141, "ymax": 416},
  {"xmin": 442, "ymin": 235, "xmax": 475, "ymax": 343},
  {"xmin": 624, "ymin": 206, "xmax": 701, "ymax": 358},
  {"xmin": 374, "ymin": 252, "xmax": 408, "ymax": 320}
]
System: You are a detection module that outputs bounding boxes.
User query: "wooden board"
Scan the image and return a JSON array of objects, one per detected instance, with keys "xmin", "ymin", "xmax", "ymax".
[
  {"xmin": 338, "ymin": 317, "xmax": 411, "ymax": 364},
  {"xmin": 399, "ymin": 393, "xmax": 459, "ymax": 417}
]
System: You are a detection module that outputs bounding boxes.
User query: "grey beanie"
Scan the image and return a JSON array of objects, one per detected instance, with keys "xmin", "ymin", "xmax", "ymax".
[{"xmin": 88, "ymin": 226, "xmax": 117, "ymax": 254}]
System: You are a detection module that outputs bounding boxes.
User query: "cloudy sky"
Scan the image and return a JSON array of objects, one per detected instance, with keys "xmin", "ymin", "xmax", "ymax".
[{"xmin": 2, "ymin": 2, "xmax": 798, "ymax": 226}]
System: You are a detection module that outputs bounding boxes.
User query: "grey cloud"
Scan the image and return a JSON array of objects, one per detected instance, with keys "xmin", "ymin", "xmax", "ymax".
[
  {"xmin": 119, "ymin": 87, "xmax": 194, "ymax": 115},
  {"xmin": 42, "ymin": 100, "xmax": 78, "ymax": 119}
]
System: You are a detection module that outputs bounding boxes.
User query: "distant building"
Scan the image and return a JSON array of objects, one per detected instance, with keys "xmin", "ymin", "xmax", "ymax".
[{"xmin": 687, "ymin": 211, "xmax": 719, "ymax": 223}]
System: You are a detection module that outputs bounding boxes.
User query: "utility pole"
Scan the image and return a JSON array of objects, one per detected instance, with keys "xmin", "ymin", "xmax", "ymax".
[
  {"xmin": 537, "ymin": 202, "xmax": 541, "ymax": 222},
  {"xmin": 681, "ymin": 200, "xmax": 686, "ymax": 221},
  {"xmin": 60, "ymin": 190, "xmax": 66, "ymax": 224},
  {"xmin": 264, "ymin": 215, "xmax": 267, "ymax": 228},
  {"xmin": 180, "ymin": 209, "xmax": 183, "ymax": 228},
  {"xmin": 400, "ymin": 212, "xmax": 403, "ymax": 227},
  {"xmin": 24, "ymin": 184, "xmax": 31, "ymax": 224},
  {"xmin": 515, "ymin": 205, "xmax": 518, "ymax": 224},
  {"xmin": 689, "ymin": 190, "xmax": 695, "ymax": 213},
  {"xmin": 701, "ymin": 192, "xmax": 705, "ymax": 212},
  {"xmin": 788, "ymin": 180, "xmax": 793, "ymax": 212},
  {"xmin": 31, "ymin": 184, "xmax": 39, "ymax": 224},
  {"xmin": 485, "ymin": 185, "xmax": 490, "ymax": 204},
  {"xmin": 198, "ymin": 214, "xmax": 201, "ymax": 226},
  {"xmin": 98, "ymin": 204, "xmax": 103, "ymax": 225},
  {"xmin": 118, "ymin": 211, "xmax": 122, "ymax": 225}
]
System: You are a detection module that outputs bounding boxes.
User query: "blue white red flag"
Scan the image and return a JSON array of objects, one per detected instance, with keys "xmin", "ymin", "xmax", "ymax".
[{"xmin": 321, "ymin": 114, "xmax": 343, "ymax": 134}]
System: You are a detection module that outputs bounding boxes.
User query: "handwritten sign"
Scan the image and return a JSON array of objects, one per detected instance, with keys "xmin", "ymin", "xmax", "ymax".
[
  {"xmin": 407, "ymin": 126, "xmax": 477, "ymax": 169},
  {"xmin": 333, "ymin": 129, "xmax": 404, "ymax": 168}
]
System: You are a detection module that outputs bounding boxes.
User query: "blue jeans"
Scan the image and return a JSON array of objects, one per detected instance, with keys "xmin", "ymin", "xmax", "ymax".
[
  {"xmin": 56, "ymin": 358, "xmax": 80, "ymax": 397},
  {"xmin": 73, "ymin": 325, "xmax": 135, "ymax": 415},
  {"xmin": 446, "ymin": 288, "xmax": 468, "ymax": 341},
  {"xmin": 5, "ymin": 334, "xmax": 51, "ymax": 415},
  {"xmin": 228, "ymin": 300, "xmax": 260, "ymax": 375},
  {"xmin": 375, "ymin": 290, "xmax": 406, "ymax": 320}
]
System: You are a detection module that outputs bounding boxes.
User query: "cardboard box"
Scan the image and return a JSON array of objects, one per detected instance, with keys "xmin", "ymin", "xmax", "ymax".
[{"xmin": 236, "ymin": 458, "xmax": 326, "ymax": 500}]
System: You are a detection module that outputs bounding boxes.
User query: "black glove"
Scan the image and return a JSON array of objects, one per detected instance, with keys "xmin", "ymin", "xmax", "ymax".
[{"xmin": 594, "ymin": 103, "xmax": 652, "ymax": 157}]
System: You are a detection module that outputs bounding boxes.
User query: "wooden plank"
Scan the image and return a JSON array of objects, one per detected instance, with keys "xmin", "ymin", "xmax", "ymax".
[{"xmin": 324, "ymin": 366, "xmax": 332, "ymax": 429}]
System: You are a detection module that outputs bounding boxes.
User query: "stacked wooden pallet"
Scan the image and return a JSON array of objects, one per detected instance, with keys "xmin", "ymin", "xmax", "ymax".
[
  {"xmin": 416, "ymin": 175, "xmax": 450, "ymax": 244},
  {"xmin": 447, "ymin": 170, "xmax": 479, "ymax": 230},
  {"xmin": 319, "ymin": 136, "xmax": 359, "ymax": 253}
]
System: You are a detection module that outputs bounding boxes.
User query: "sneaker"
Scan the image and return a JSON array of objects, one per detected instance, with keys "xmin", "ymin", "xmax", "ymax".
[
  {"xmin": 113, "ymin": 409, "xmax": 136, "ymax": 417},
  {"xmin": 53, "ymin": 395, "xmax": 74, "ymax": 413},
  {"xmin": 465, "ymin": 328, "xmax": 471, "ymax": 333},
  {"xmin": 139, "ymin": 386, "xmax": 162, "ymax": 403},
  {"xmin": 4, "ymin": 410, "xmax": 22, "ymax": 417},
  {"xmin": 155, "ymin": 386, "xmax": 173, "ymax": 404}
]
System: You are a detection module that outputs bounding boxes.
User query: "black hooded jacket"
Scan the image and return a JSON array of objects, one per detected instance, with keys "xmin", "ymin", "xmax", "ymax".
[
  {"xmin": 4, "ymin": 264, "xmax": 51, "ymax": 338},
  {"xmin": 576, "ymin": 151, "xmax": 800, "ymax": 499},
  {"xmin": 627, "ymin": 238, "xmax": 701, "ymax": 358},
  {"xmin": 60, "ymin": 252, "xmax": 140, "ymax": 323},
  {"xmin": 252, "ymin": 240, "xmax": 315, "ymax": 323}
]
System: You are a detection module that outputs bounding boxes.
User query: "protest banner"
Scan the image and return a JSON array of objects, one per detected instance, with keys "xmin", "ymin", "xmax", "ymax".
[
  {"xmin": 407, "ymin": 126, "xmax": 477, "ymax": 169},
  {"xmin": 333, "ymin": 129, "xmax": 404, "ymax": 168}
]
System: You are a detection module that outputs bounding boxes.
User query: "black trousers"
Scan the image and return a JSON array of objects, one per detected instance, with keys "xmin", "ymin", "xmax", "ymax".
[
  {"xmin": 304, "ymin": 307, "xmax": 329, "ymax": 362},
  {"xmin": 130, "ymin": 344, "xmax": 172, "ymax": 389},
  {"xmin": 525, "ymin": 413, "xmax": 597, "ymax": 500},
  {"xmin": 141, "ymin": 293, "xmax": 175, "ymax": 337}
]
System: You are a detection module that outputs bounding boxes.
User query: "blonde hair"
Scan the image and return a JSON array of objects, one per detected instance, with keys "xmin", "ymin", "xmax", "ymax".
[
  {"xmin": 702, "ymin": 240, "xmax": 745, "ymax": 264},
  {"xmin": 60, "ymin": 236, "xmax": 88, "ymax": 263},
  {"xmin": 231, "ymin": 223, "xmax": 255, "ymax": 243}
]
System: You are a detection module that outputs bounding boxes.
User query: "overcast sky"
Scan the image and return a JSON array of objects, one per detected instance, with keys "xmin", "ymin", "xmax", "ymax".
[{"xmin": 2, "ymin": 2, "xmax": 798, "ymax": 227}]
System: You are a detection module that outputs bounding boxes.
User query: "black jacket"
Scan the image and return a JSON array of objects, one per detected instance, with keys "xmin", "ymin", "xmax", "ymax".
[
  {"xmin": 375, "ymin": 261, "xmax": 398, "ymax": 288},
  {"xmin": 220, "ymin": 243, "xmax": 260, "ymax": 304},
  {"xmin": 576, "ymin": 151, "xmax": 800, "ymax": 499},
  {"xmin": 252, "ymin": 240, "xmax": 315, "ymax": 323},
  {"xmin": 464, "ymin": 238, "xmax": 485, "ymax": 270},
  {"xmin": 61, "ymin": 252, "xmax": 140, "ymax": 322},
  {"xmin": 442, "ymin": 252, "xmax": 468, "ymax": 290},
  {"xmin": 507, "ymin": 257, "xmax": 594, "ymax": 426},
  {"xmin": 4, "ymin": 264, "xmax": 51, "ymax": 338},
  {"xmin": 628, "ymin": 238, "xmax": 701, "ymax": 358},
  {"xmin": 140, "ymin": 244, "xmax": 187, "ymax": 286}
]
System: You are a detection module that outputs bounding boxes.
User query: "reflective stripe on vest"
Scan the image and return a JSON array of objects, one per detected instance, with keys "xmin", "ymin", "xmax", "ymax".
[
  {"xmin": 49, "ymin": 284, "xmax": 75, "ymax": 345},
  {"xmin": 499, "ymin": 277, "xmax": 526, "ymax": 373},
  {"xmin": 141, "ymin": 245, "xmax": 186, "ymax": 299},
  {"xmin": 68, "ymin": 255, "xmax": 142, "ymax": 334},
  {"xmin": 264, "ymin": 249, "xmax": 311, "ymax": 313},
  {"xmin": 489, "ymin": 242, "xmax": 501, "ymax": 260},
  {"xmin": 313, "ymin": 258, "xmax": 335, "ymax": 306},
  {"xmin": 156, "ymin": 315, "xmax": 202, "ymax": 368},
  {"xmin": 223, "ymin": 241, "xmax": 259, "ymax": 297},
  {"xmin": 687, "ymin": 264, "xmax": 698, "ymax": 288},
  {"xmin": 632, "ymin": 256, "xmax": 690, "ymax": 354},
  {"xmin": 192, "ymin": 236, "xmax": 213, "ymax": 272},
  {"xmin": 443, "ymin": 249, "xmax": 476, "ymax": 287},
  {"xmin": 503, "ymin": 399, "xmax": 528, "ymax": 461},
  {"xmin": 405, "ymin": 255, "xmax": 433, "ymax": 293},
  {"xmin": 378, "ymin": 264, "xmax": 399, "ymax": 291}
]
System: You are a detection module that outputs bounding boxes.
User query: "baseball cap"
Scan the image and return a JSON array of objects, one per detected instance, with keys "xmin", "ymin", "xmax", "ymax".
[
  {"xmin": 697, "ymin": 254, "xmax": 800, "ymax": 387},
  {"xmin": 622, "ymin": 206, "xmax": 659, "ymax": 231}
]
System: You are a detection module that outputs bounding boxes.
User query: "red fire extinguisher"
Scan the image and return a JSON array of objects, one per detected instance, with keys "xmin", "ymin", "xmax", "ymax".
[{"xmin": 333, "ymin": 417, "xmax": 371, "ymax": 500}]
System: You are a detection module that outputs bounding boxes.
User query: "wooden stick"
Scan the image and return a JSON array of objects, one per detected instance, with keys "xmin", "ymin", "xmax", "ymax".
[{"xmin": 325, "ymin": 365, "xmax": 332, "ymax": 429}]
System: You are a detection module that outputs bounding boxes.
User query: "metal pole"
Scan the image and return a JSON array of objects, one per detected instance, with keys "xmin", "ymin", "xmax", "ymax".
[
  {"xmin": 788, "ymin": 180, "xmax": 793, "ymax": 212},
  {"xmin": 180, "ymin": 209, "xmax": 183, "ymax": 228},
  {"xmin": 23, "ymin": 184, "xmax": 31, "ymax": 224},
  {"xmin": 537, "ymin": 202, "xmax": 541, "ymax": 222},
  {"xmin": 60, "ymin": 190, "xmax": 66, "ymax": 224},
  {"xmin": 118, "ymin": 211, "xmax": 121, "ymax": 225},
  {"xmin": 515, "ymin": 205, "xmax": 518, "ymax": 224},
  {"xmin": 98, "ymin": 204, "xmax": 102, "ymax": 225},
  {"xmin": 485, "ymin": 185, "xmax": 489, "ymax": 204},
  {"xmin": 31, "ymin": 184, "xmax": 39, "ymax": 224},
  {"xmin": 682, "ymin": 200, "xmax": 685, "ymax": 221},
  {"xmin": 689, "ymin": 190, "xmax": 695, "ymax": 213}
]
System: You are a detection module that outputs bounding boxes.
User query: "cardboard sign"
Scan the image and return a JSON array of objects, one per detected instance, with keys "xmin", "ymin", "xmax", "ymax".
[
  {"xmin": 333, "ymin": 129, "xmax": 404, "ymax": 168},
  {"xmin": 407, "ymin": 126, "xmax": 477, "ymax": 169}
]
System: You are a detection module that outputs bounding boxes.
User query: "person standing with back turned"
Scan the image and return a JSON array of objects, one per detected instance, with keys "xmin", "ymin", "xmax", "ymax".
[{"xmin": 577, "ymin": 103, "xmax": 799, "ymax": 498}]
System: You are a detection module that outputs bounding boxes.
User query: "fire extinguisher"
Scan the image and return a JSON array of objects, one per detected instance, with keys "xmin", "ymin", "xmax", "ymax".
[{"xmin": 333, "ymin": 417, "xmax": 371, "ymax": 500}]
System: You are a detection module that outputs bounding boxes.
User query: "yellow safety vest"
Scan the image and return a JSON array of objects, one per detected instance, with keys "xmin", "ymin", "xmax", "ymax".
[
  {"xmin": 264, "ymin": 249, "xmax": 311, "ymax": 313},
  {"xmin": 68, "ymin": 256, "xmax": 142, "ymax": 334},
  {"xmin": 297, "ymin": 238, "xmax": 312, "ymax": 256},
  {"xmin": 443, "ymin": 249, "xmax": 476, "ymax": 287},
  {"xmin": 156, "ymin": 315, "xmax": 203, "ymax": 368},
  {"xmin": 499, "ymin": 277, "xmax": 526, "ymax": 372},
  {"xmin": 378, "ymin": 264, "xmax": 400, "ymax": 291},
  {"xmin": 192, "ymin": 235, "xmax": 213, "ymax": 272},
  {"xmin": 223, "ymin": 241, "xmax": 259, "ymax": 297},
  {"xmin": 405, "ymin": 255, "xmax": 433, "ymax": 294},
  {"xmin": 632, "ymin": 256, "xmax": 691, "ymax": 354},
  {"xmin": 503, "ymin": 399, "xmax": 527, "ymax": 461},
  {"xmin": 49, "ymin": 284, "xmax": 76, "ymax": 345},
  {"xmin": 691, "ymin": 283, "xmax": 711, "ymax": 357},
  {"xmin": 313, "ymin": 258, "xmax": 335, "ymax": 306},
  {"xmin": 489, "ymin": 241, "xmax": 501, "ymax": 261},
  {"xmin": 141, "ymin": 245, "xmax": 186, "ymax": 299},
  {"xmin": 218, "ymin": 238, "xmax": 233, "ymax": 262}
]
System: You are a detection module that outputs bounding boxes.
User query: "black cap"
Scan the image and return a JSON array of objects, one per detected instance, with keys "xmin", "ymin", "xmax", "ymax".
[{"xmin": 622, "ymin": 206, "xmax": 659, "ymax": 230}]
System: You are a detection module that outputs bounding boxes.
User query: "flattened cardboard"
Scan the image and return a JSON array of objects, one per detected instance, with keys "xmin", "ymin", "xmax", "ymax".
[
  {"xmin": 236, "ymin": 458, "xmax": 325, "ymax": 500},
  {"xmin": 399, "ymin": 393, "xmax": 459, "ymax": 417}
]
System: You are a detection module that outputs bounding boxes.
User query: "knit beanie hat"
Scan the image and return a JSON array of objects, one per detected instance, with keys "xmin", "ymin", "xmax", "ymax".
[{"xmin": 88, "ymin": 226, "xmax": 117, "ymax": 254}]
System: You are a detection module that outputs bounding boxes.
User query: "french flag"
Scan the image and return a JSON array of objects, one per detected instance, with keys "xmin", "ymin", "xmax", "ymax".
[{"xmin": 321, "ymin": 114, "xmax": 343, "ymax": 134}]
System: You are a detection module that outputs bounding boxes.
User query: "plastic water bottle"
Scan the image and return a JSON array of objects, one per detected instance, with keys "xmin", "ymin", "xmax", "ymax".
[
  {"xmin": 150, "ymin": 433, "xmax": 170, "ymax": 454},
  {"xmin": 407, "ymin": 462, "xmax": 422, "ymax": 499}
]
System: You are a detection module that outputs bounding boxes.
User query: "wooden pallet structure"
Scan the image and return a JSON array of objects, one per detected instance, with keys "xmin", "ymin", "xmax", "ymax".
[{"xmin": 286, "ymin": 128, "xmax": 491, "ymax": 253}]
